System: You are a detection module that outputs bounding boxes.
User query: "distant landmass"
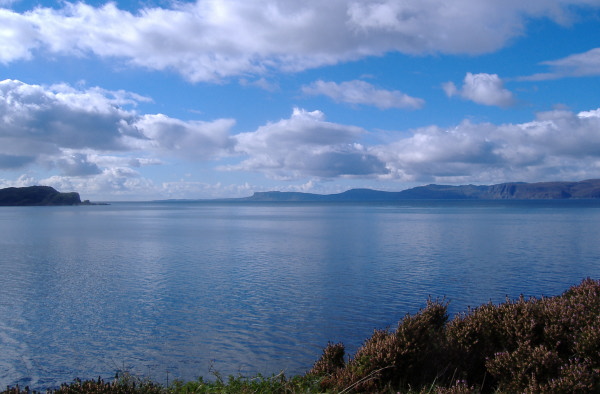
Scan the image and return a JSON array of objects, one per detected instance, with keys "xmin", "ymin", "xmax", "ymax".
[
  {"xmin": 241, "ymin": 179, "xmax": 600, "ymax": 202},
  {"xmin": 0, "ymin": 186, "xmax": 93, "ymax": 206}
]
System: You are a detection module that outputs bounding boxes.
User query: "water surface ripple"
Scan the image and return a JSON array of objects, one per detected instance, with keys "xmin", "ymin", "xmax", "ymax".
[{"xmin": 1, "ymin": 200, "xmax": 599, "ymax": 389}]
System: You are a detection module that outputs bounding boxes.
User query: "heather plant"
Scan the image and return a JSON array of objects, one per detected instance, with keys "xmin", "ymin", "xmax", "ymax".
[
  {"xmin": 311, "ymin": 278, "xmax": 600, "ymax": 393},
  {"xmin": 484, "ymin": 277, "xmax": 600, "ymax": 393},
  {"xmin": 310, "ymin": 298, "xmax": 449, "ymax": 392},
  {"xmin": 444, "ymin": 294, "xmax": 550, "ymax": 389},
  {"xmin": 308, "ymin": 341, "xmax": 346, "ymax": 377}
]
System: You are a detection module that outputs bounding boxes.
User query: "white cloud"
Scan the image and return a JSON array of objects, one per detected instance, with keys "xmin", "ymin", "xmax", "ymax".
[
  {"xmin": 1, "ymin": 1, "xmax": 598, "ymax": 81},
  {"xmin": 522, "ymin": 47, "xmax": 600, "ymax": 80},
  {"xmin": 4, "ymin": 76, "xmax": 600, "ymax": 199},
  {"xmin": 3, "ymin": 87, "xmax": 600, "ymax": 197},
  {"xmin": 40, "ymin": 167, "xmax": 158, "ymax": 200},
  {"xmin": 56, "ymin": 153, "xmax": 102, "ymax": 176},
  {"xmin": 302, "ymin": 80, "xmax": 424, "ymax": 109},
  {"xmin": 0, "ymin": 79, "xmax": 141, "ymax": 158},
  {"xmin": 239, "ymin": 78, "xmax": 279, "ymax": 92},
  {"xmin": 543, "ymin": 47, "xmax": 600, "ymax": 76},
  {"xmin": 578, "ymin": 108, "xmax": 600, "ymax": 118},
  {"xmin": 229, "ymin": 108, "xmax": 388, "ymax": 179},
  {"xmin": 37, "ymin": 171, "xmax": 255, "ymax": 201},
  {"xmin": 443, "ymin": 73, "xmax": 515, "ymax": 107},
  {"xmin": 0, "ymin": 79, "xmax": 236, "ymax": 182},
  {"xmin": 0, "ymin": 174, "xmax": 37, "ymax": 189},
  {"xmin": 134, "ymin": 114, "xmax": 235, "ymax": 160},
  {"xmin": 222, "ymin": 104, "xmax": 600, "ymax": 188},
  {"xmin": 0, "ymin": 9, "xmax": 39, "ymax": 63},
  {"xmin": 373, "ymin": 107, "xmax": 600, "ymax": 184}
]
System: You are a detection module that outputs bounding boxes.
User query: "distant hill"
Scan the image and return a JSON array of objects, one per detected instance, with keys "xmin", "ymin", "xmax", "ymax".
[
  {"xmin": 242, "ymin": 179, "xmax": 600, "ymax": 202},
  {"xmin": 0, "ymin": 186, "xmax": 83, "ymax": 206}
]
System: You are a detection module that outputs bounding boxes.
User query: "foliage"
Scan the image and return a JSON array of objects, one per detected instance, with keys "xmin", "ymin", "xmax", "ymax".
[
  {"xmin": 2, "ymin": 374, "xmax": 162, "ymax": 394},
  {"xmin": 2, "ymin": 372, "xmax": 321, "ymax": 394},
  {"xmin": 308, "ymin": 298, "xmax": 449, "ymax": 392},
  {"xmin": 312, "ymin": 278, "xmax": 600, "ymax": 393},
  {"xmin": 166, "ymin": 372, "xmax": 321, "ymax": 393}
]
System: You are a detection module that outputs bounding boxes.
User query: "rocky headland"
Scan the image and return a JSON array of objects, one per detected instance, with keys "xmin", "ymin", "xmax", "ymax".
[{"xmin": 0, "ymin": 186, "xmax": 92, "ymax": 206}]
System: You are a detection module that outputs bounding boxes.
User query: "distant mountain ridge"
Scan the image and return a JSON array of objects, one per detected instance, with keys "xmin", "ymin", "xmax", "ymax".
[
  {"xmin": 242, "ymin": 179, "xmax": 600, "ymax": 201},
  {"xmin": 0, "ymin": 186, "xmax": 84, "ymax": 206}
]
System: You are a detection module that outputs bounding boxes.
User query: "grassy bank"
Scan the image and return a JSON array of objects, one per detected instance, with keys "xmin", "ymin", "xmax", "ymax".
[{"xmin": 3, "ymin": 278, "xmax": 599, "ymax": 393}]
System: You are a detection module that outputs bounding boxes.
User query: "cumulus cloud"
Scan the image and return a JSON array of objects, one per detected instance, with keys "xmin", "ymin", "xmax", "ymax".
[
  {"xmin": 0, "ymin": 78, "xmax": 241, "ymax": 198},
  {"xmin": 302, "ymin": 80, "xmax": 424, "ymax": 109},
  {"xmin": 3, "ymin": 78, "xmax": 600, "ymax": 197},
  {"xmin": 373, "ymin": 107, "xmax": 600, "ymax": 184},
  {"xmin": 522, "ymin": 47, "xmax": 600, "ymax": 80},
  {"xmin": 56, "ymin": 153, "xmax": 102, "ymax": 176},
  {"xmin": 229, "ymin": 108, "xmax": 388, "ymax": 179},
  {"xmin": 134, "ymin": 114, "xmax": 235, "ymax": 160},
  {"xmin": 443, "ymin": 73, "xmax": 515, "ymax": 107},
  {"xmin": 0, "ymin": 1, "xmax": 598, "ymax": 81},
  {"xmin": 227, "ymin": 105, "xmax": 600, "ymax": 186},
  {"xmin": 0, "ymin": 79, "xmax": 141, "ymax": 160},
  {"xmin": 0, "ymin": 79, "xmax": 236, "ymax": 183}
]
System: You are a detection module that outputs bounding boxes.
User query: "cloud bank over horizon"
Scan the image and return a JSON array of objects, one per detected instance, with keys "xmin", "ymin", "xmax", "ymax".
[{"xmin": 2, "ymin": 78, "xmax": 600, "ymax": 199}]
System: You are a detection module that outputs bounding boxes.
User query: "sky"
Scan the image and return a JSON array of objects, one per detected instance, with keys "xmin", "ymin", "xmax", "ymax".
[{"xmin": 0, "ymin": 0, "xmax": 600, "ymax": 201}]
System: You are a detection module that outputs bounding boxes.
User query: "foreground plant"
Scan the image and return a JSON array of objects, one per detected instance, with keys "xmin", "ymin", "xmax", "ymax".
[
  {"xmin": 3, "ymin": 372, "xmax": 321, "ymax": 394},
  {"xmin": 309, "ymin": 278, "xmax": 600, "ymax": 393},
  {"xmin": 3, "ymin": 374, "xmax": 163, "ymax": 394}
]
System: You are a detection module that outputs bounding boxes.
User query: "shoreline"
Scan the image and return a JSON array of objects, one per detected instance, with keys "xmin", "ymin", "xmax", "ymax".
[{"xmin": 3, "ymin": 278, "xmax": 599, "ymax": 393}]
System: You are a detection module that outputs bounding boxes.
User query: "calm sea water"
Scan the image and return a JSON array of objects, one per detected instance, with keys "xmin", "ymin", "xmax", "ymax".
[{"xmin": 1, "ymin": 200, "xmax": 600, "ymax": 389}]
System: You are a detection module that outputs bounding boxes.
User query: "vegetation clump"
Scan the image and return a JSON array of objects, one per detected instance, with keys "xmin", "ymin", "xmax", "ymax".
[
  {"xmin": 2, "ymin": 374, "xmax": 163, "ymax": 394},
  {"xmin": 3, "ymin": 278, "xmax": 599, "ymax": 393},
  {"xmin": 309, "ymin": 278, "xmax": 600, "ymax": 393},
  {"xmin": 2, "ymin": 373, "xmax": 320, "ymax": 394}
]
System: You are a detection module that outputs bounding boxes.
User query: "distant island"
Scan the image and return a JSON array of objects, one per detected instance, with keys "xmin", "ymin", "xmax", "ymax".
[
  {"xmin": 240, "ymin": 179, "xmax": 600, "ymax": 202},
  {"xmin": 10, "ymin": 180, "xmax": 600, "ymax": 205},
  {"xmin": 0, "ymin": 186, "xmax": 97, "ymax": 206}
]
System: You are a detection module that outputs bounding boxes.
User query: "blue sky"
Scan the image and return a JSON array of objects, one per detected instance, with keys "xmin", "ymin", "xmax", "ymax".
[{"xmin": 0, "ymin": 0, "xmax": 599, "ymax": 200}]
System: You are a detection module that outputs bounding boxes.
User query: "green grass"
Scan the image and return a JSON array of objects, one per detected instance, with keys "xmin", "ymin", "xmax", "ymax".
[{"xmin": 4, "ymin": 278, "xmax": 599, "ymax": 393}]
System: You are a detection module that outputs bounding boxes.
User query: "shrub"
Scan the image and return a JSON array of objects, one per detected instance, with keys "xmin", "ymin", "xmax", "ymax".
[
  {"xmin": 311, "ymin": 298, "xmax": 449, "ymax": 392},
  {"xmin": 308, "ymin": 341, "xmax": 346, "ymax": 377},
  {"xmin": 312, "ymin": 278, "xmax": 600, "ymax": 393}
]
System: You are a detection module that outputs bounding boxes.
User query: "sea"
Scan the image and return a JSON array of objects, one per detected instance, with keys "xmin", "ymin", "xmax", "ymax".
[{"xmin": 1, "ymin": 200, "xmax": 599, "ymax": 390}]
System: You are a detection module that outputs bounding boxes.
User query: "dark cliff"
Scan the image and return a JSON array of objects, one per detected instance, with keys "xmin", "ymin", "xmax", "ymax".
[
  {"xmin": 0, "ymin": 186, "xmax": 82, "ymax": 206},
  {"xmin": 482, "ymin": 180, "xmax": 600, "ymax": 199}
]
